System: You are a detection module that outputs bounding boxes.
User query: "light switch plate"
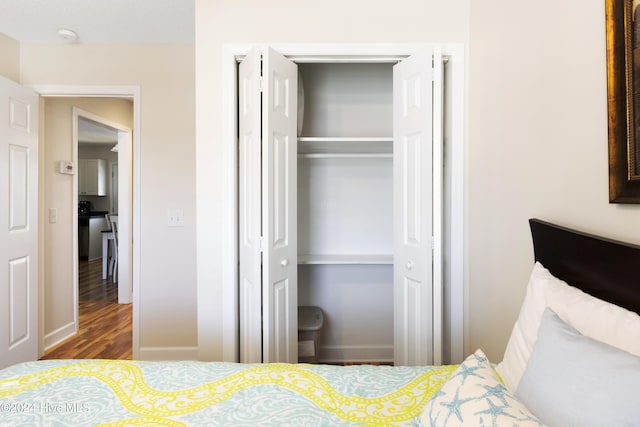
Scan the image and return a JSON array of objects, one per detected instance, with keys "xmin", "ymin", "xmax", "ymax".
[
  {"xmin": 49, "ymin": 208, "xmax": 58, "ymax": 223},
  {"xmin": 167, "ymin": 210, "xmax": 184, "ymax": 227}
]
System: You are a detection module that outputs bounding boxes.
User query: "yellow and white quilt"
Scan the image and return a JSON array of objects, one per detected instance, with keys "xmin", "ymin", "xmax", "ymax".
[{"xmin": 0, "ymin": 360, "xmax": 456, "ymax": 426}]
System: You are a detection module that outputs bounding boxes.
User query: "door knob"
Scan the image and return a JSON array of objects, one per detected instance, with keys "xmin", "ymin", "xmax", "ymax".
[
  {"xmin": 406, "ymin": 261, "xmax": 413, "ymax": 271},
  {"xmin": 281, "ymin": 259, "xmax": 289, "ymax": 267}
]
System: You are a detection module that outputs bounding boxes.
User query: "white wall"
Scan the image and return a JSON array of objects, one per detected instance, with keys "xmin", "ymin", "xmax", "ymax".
[
  {"xmin": 6, "ymin": 1, "xmax": 631, "ymax": 365},
  {"xmin": 21, "ymin": 44, "xmax": 197, "ymax": 357},
  {"xmin": 197, "ymin": 0, "xmax": 640, "ymax": 364},
  {"xmin": 468, "ymin": 0, "xmax": 640, "ymax": 360},
  {"xmin": 195, "ymin": 0, "xmax": 470, "ymax": 360},
  {"xmin": 0, "ymin": 33, "xmax": 19, "ymax": 82}
]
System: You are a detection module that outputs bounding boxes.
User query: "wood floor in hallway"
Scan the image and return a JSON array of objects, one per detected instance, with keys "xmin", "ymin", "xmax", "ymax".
[{"xmin": 41, "ymin": 259, "xmax": 132, "ymax": 360}]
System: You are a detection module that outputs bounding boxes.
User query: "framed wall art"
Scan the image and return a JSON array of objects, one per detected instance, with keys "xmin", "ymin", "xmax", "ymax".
[{"xmin": 606, "ymin": 0, "xmax": 640, "ymax": 203}]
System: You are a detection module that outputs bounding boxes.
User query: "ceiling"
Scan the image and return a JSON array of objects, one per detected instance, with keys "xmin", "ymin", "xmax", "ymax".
[
  {"xmin": 79, "ymin": 117, "xmax": 118, "ymax": 146},
  {"xmin": 0, "ymin": 0, "xmax": 194, "ymax": 44},
  {"xmin": 0, "ymin": 1, "xmax": 192, "ymax": 143}
]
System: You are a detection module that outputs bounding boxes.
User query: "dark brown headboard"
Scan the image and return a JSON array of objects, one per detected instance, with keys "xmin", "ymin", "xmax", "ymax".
[{"xmin": 529, "ymin": 218, "xmax": 640, "ymax": 316}]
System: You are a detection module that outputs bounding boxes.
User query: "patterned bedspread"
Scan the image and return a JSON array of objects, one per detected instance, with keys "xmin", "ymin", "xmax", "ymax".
[{"xmin": 0, "ymin": 360, "xmax": 457, "ymax": 426}]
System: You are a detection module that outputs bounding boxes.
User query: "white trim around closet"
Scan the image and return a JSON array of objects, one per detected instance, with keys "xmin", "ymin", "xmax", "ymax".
[{"xmin": 215, "ymin": 43, "xmax": 465, "ymax": 364}]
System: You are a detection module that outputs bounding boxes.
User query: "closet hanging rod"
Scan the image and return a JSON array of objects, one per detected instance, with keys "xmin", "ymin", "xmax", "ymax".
[
  {"xmin": 234, "ymin": 55, "xmax": 449, "ymax": 64},
  {"xmin": 291, "ymin": 56, "xmax": 450, "ymax": 64},
  {"xmin": 298, "ymin": 153, "xmax": 392, "ymax": 159},
  {"xmin": 292, "ymin": 56, "xmax": 407, "ymax": 63}
]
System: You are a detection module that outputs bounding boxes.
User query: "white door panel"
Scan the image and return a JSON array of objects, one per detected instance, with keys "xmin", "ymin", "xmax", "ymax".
[
  {"xmin": 262, "ymin": 47, "xmax": 297, "ymax": 363},
  {"xmin": 1, "ymin": 76, "xmax": 39, "ymax": 369},
  {"xmin": 238, "ymin": 47, "xmax": 263, "ymax": 363},
  {"xmin": 393, "ymin": 51, "xmax": 434, "ymax": 366},
  {"xmin": 271, "ymin": 279, "xmax": 289, "ymax": 362}
]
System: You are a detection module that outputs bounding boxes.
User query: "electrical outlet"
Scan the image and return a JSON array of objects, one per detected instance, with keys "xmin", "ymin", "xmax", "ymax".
[
  {"xmin": 49, "ymin": 208, "xmax": 58, "ymax": 224},
  {"xmin": 167, "ymin": 210, "xmax": 184, "ymax": 227}
]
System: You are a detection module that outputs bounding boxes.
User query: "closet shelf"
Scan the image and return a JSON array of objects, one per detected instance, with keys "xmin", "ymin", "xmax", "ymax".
[
  {"xmin": 298, "ymin": 137, "xmax": 393, "ymax": 155},
  {"xmin": 298, "ymin": 254, "xmax": 393, "ymax": 265}
]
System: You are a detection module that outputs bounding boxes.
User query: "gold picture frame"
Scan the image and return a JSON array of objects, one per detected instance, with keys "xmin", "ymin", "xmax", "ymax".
[{"xmin": 606, "ymin": 0, "xmax": 640, "ymax": 203}]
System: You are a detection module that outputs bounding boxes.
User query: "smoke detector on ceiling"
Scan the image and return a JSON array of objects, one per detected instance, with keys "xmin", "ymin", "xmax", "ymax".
[{"xmin": 57, "ymin": 28, "xmax": 78, "ymax": 43}]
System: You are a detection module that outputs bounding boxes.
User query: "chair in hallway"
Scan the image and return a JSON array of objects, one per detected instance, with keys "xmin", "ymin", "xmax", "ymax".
[
  {"xmin": 102, "ymin": 214, "xmax": 119, "ymax": 283},
  {"xmin": 111, "ymin": 220, "xmax": 118, "ymax": 284}
]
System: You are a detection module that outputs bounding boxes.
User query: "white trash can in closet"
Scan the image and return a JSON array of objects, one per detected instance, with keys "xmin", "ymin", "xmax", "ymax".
[{"xmin": 298, "ymin": 306, "xmax": 324, "ymax": 363}]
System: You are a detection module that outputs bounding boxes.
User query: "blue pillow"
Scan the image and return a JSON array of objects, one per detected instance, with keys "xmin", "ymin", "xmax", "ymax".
[
  {"xmin": 420, "ymin": 349, "xmax": 544, "ymax": 426},
  {"xmin": 516, "ymin": 308, "xmax": 640, "ymax": 426}
]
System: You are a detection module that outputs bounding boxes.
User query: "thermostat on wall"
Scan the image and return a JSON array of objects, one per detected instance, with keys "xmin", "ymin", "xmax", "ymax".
[{"xmin": 58, "ymin": 160, "xmax": 76, "ymax": 175}]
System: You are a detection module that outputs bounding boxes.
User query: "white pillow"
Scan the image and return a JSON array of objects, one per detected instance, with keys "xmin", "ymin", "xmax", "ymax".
[
  {"xmin": 421, "ymin": 349, "xmax": 544, "ymax": 426},
  {"xmin": 496, "ymin": 262, "xmax": 640, "ymax": 392}
]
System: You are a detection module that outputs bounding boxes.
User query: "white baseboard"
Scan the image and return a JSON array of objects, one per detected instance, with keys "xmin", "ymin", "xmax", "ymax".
[
  {"xmin": 319, "ymin": 345, "xmax": 393, "ymax": 364},
  {"xmin": 137, "ymin": 346, "xmax": 199, "ymax": 361},
  {"xmin": 44, "ymin": 321, "xmax": 77, "ymax": 351}
]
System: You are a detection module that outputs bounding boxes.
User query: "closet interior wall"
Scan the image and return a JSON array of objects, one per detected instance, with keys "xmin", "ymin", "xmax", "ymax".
[{"xmin": 297, "ymin": 62, "xmax": 395, "ymax": 363}]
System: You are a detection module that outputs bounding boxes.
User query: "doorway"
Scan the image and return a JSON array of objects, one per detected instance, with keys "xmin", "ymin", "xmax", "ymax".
[
  {"xmin": 36, "ymin": 86, "xmax": 141, "ymax": 360},
  {"xmin": 74, "ymin": 108, "xmax": 131, "ymax": 302},
  {"xmin": 77, "ymin": 114, "xmax": 121, "ymax": 305}
]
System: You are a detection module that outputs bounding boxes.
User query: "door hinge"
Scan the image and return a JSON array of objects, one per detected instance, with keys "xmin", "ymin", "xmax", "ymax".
[
  {"xmin": 259, "ymin": 76, "xmax": 264, "ymax": 92},
  {"xmin": 259, "ymin": 236, "xmax": 264, "ymax": 252},
  {"xmin": 432, "ymin": 238, "xmax": 435, "ymax": 261}
]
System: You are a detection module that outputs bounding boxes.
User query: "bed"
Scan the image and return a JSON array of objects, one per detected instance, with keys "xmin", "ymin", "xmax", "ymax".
[{"xmin": 1, "ymin": 219, "xmax": 639, "ymax": 426}]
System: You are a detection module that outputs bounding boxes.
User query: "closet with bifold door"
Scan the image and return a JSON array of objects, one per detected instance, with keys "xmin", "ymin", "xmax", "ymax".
[{"xmin": 238, "ymin": 46, "xmax": 442, "ymax": 366}]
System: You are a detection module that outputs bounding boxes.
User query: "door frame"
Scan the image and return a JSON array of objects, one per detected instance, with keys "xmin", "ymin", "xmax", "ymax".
[
  {"xmin": 73, "ymin": 107, "xmax": 132, "ymax": 305},
  {"xmin": 201, "ymin": 44, "xmax": 465, "ymax": 363},
  {"xmin": 110, "ymin": 162, "xmax": 119, "ymax": 214},
  {"xmin": 31, "ymin": 85, "xmax": 141, "ymax": 359}
]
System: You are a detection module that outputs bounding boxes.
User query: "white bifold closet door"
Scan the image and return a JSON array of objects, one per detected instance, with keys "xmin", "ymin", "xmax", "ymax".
[
  {"xmin": 393, "ymin": 51, "xmax": 435, "ymax": 366},
  {"xmin": 239, "ymin": 47, "xmax": 298, "ymax": 363},
  {"xmin": 239, "ymin": 46, "xmax": 440, "ymax": 365}
]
